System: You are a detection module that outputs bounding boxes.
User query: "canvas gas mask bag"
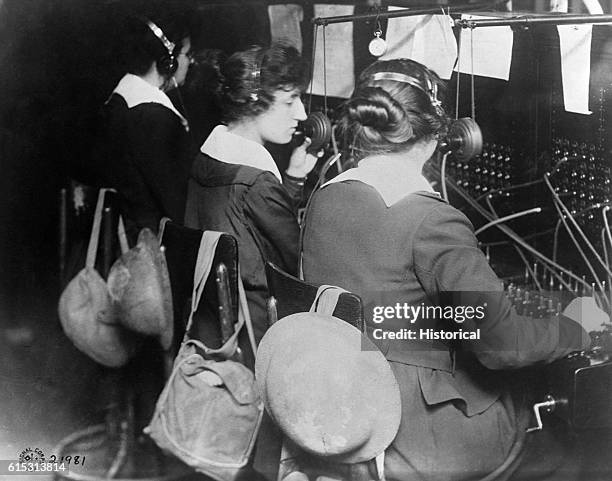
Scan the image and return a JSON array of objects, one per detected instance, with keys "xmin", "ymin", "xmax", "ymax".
[
  {"xmin": 145, "ymin": 231, "xmax": 262, "ymax": 481},
  {"xmin": 58, "ymin": 188, "xmax": 136, "ymax": 368}
]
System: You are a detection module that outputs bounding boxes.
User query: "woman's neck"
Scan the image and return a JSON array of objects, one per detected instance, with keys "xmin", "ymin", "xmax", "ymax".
[
  {"xmin": 139, "ymin": 67, "xmax": 165, "ymax": 90},
  {"xmin": 226, "ymin": 121, "xmax": 264, "ymax": 145},
  {"xmin": 359, "ymin": 140, "xmax": 435, "ymax": 175}
]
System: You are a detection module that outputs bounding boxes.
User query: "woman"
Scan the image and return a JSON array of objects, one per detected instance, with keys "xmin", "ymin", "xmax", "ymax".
[
  {"xmin": 184, "ymin": 43, "xmax": 318, "ymax": 346},
  {"xmin": 301, "ymin": 59, "xmax": 602, "ymax": 480},
  {"xmin": 91, "ymin": 13, "xmax": 195, "ymax": 241}
]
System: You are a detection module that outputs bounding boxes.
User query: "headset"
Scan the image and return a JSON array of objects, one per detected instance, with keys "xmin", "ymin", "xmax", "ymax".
[
  {"xmin": 249, "ymin": 49, "xmax": 265, "ymax": 103},
  {"xmin": 371, "ymin": 70, "xmax": 444, "ymax": 117},
  {"xmin": 143, "ymin": 18, "xmax": 178, "ymax": 77}
]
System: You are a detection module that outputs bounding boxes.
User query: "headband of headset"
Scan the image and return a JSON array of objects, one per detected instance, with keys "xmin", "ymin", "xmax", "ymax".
[
  {"xmin": 144, "ymin": 18, "xmax": 175, "ymax": 56},
  {"xmin": 249, "ymin": 49, "xmax": 265, "ymax": 102},
  {"xmin": 370, "ymin": 71, "xmax": 443, "ymax": 115}
]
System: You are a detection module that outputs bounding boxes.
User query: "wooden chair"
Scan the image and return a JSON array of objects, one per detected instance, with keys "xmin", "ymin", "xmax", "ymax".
[
  {"xmin": 265, "ymin": 261, "xmax": 526, "ymax": 481},
  {"xmin": 265, "ymin": 261, "xmax": 364, "ymax": 332},
  {"xmin": 159, "ymin": 219, "xmax": 254, "ymax": 367}
]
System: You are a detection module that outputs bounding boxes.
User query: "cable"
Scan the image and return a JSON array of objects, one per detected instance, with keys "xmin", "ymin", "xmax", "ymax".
[
  {"xmin": 307, "ymin": 23, "xmax": 319, "ymax": 114},
  {"xmin": 485, "ymin": 194, "xmax": 498, "ymax": 218},
  {"xmin": 601, "ymin": 227, "xmax": 612, "ymax": 311},
  {"xmin": 539, "ymin": 261, "xmax": 574, "ymax": 293},
  {"xmin": 474, "ymin": 207, "xmax": 542, "ymax": 236},
  {"xmin": 470, "ymin": 27, "xmax": 476, "ymax": 121},
  {"xmin": 603, "ymin": 206, "xmax": 612, "ymax": 255},
  {"xmin": 474, "ymin": 179, "xmax": 543, "ymax": 203},
  {"xmin": 552, "ymin": 201, "xmax": 612, "ymax": 263},
  {"xmin": 455, "ymin": 25, "xmax": 462, "ymax": 120},
  {"xmin": 322, "ymin": 24, "xmax": 328, "ymax": 115},
  {"xmin": 480, "ymin": 229, "xmax": 554, "ymax": 247},
  {"xmin": 544, "ymin": 174, "xmax": 612, "ymax": 278},
  {"xmin": 548, "ymin": 196, "xmax": 606, "ymax": 301},
  {"xmin": 440, "ymin": 152, "xmax": 450, "ymax": 202},
  {"xmin": 513, "ymin": 246, "xmax": 543, "ymax": 293},
  {"xmin": 482, "ymin": 196, "xmax": 544, "ymax": 293},
  {"xmin": 423, "ymin": 164, "xmax": 593, "ymax": 293}
]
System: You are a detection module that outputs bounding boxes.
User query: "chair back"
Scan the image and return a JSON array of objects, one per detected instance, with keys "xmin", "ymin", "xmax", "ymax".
[
  {"xmin": 159, "ymin": 220, "xmax": 240, "ymax": 356},
  {"xmin": 265, "ymin": 261, "xmax": 364, "ymax": 332}
]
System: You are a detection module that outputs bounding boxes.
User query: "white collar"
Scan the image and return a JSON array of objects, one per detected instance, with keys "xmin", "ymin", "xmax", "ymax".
[
  {"xmin": 200, "ymin": 125, "xmax": 282, "ymax": 182},
  {"xmin": 322, "ymin": 156, "xmax": 439, "ymax": 207},
  {"xmin": 111, "ymin": 74, "xmax": 189, "ymax": 131}
]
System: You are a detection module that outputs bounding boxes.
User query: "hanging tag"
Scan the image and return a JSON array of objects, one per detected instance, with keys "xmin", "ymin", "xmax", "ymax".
[{"xmin": 369, "ymin": 29, "xmax": 387, "ymax": 57}]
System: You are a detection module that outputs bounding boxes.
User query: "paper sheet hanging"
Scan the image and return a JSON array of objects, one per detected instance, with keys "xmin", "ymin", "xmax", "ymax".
[
  {"xmin": 455, "ymin": 15, "xmax": 513, "ymax": 81},
  {"xmin": 268, "ymin": 4, "xmax": 304, "ymax": 53},
  {"xmin": 309, "ymin": 4, "xmax": 355, "ymax": 98},
  {"xmin": 381, "ymin": 10, "xmax": 457, "ymax": 80},
  {"xmin": 557, "ymin": 24, "xmax": 593, "ymax": 115}
]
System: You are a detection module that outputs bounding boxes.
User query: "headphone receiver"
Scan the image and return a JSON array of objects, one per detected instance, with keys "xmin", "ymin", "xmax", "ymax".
[
  {"xmin": 293, "ymin": 111, "xmax": 333, "ymax": 154},
  {"xmin": 143, "ymin": 18, "xmax": 178, "ymax": 77}
]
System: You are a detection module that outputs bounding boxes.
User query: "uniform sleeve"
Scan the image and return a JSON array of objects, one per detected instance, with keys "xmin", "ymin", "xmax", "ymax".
[
  {"xmin": 129, "ymin": 106, "xmax": 191, "ymax": 225},
  {"xmin": 244, "ymin": 173, "xmax": 300, "ymax": 276},
  {"xmin": 281, "ymin": 172, "xmax": 306, "ymax": 209},
  {"xmin": 413, "ymin": 203, "xmax": 590, "ymax": 369}
]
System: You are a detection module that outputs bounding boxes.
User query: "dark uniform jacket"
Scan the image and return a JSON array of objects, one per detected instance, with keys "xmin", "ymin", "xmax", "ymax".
[
  {"xmin": 91, "ymin": 74, "xmax": 193, "ymax": 241},
  {"xmin": 302, "ymin": 162, "xmax": 589, "ymax": 481},
  {"xmin": 184, "ymin": 128, "xmax": 303, "ymax": 344}
]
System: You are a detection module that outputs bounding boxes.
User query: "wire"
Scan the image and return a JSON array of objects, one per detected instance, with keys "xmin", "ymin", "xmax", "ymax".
[
  {"xmin": 308, "ymin": 23, "xmax": 318, "ymax": 114},
  {"xmin": 539, "ymin": 261, "xmax": 574, "ymax": 293},
  {"xmin": 424, "ymin": 165, "xmax": 594, "ymax": 293},
  {"xmin": 482, "ymin": 195, "xmax": 544, "ymax": 293},
  {"xmin": 552, "ymin": 201, "xmax": 612, "ymax": 263},
  {"xmin": 440, "ymin": 152, "xmax": 450, "ymax": 202},
  {"xmin": 480, "ymin": 228, "xmax": 554, "ymax": 247},
  {"xmin": 513, "ymin": 246, "xmax": 543, "ymax": 293},
  {"xmin": 323, "ymin": 24, "xmax": 328, "ymax": 115},
  {"xmin": 602, "ymin": 227, "xmax": 612, "ymax": 310},
  {"xmin": 455, "ymin": 25, "xmax": 462, "ymax": 120},
  {"xmin": 484, "ymin": 194, "xmax": 498, "ymax": 218},
  {"xmin": 470, "ymin": 27, "xmax": 476, "ymax": 121},
  {"xmin": 604, "ymin": 206, "xmax": 612, "ymax": 255},
  {"xmin": 474, "ymin": 207, "xmax": 542, "ymax": 236},
  {"xmin": 474, "ymin": 179, "xmax": 543, "ymax": 203},
  {"xmin": 548, "ymin": 195, "xmax": 606, "ymax": 300},
  {"xmin": 544, "ymin": 174, "xmax": 612, "ymax": 278},
  {"xmin": 480, "ymin": 181, "xmax": 568, "ymax": 295}
]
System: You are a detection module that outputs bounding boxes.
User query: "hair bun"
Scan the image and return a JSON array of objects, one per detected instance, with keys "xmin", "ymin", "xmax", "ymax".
[
  {"xmin": 344, "ymin": 87, "xmax": 414, "ymax": 144},
  {"xmin": 346, "ymin": 98, "xmax": 390, "ymax": 131}
]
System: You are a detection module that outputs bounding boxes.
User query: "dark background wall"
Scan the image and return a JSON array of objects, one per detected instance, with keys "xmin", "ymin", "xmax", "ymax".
[{"xmin": 0, "ymin": 0, "xmax": 275, "ymax": 322}]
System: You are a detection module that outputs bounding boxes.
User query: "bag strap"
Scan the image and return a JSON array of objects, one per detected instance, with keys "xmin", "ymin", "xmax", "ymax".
[
  {"xmin": 375, "ymin": 452, "xmax": 386, "ymax": 481},
  {"xmin": 185, "ymin": 231, "xmax": 222, "ymax": 337},
  {"xmin": 85, "ymin": 188, "xmax": 130, "ymax": 268},
  {"xmin": 184, "ymin": 231, "xmax": 258, "ymax": 359},
  {"xmin": 309, "ymin": 285, "xmax": 348, "ymax": 316},
  {"xmin": 117, "ymin": 216, "xmax": 129, "ymax": 254},
  {"xmin": 85, "ymin": 188, "xmax": 108, "ymax": 269}
]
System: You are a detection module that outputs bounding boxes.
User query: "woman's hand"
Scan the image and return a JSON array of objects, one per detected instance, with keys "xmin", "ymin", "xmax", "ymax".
[
  {"xmin": 563, "ymin": 296, "xmax": 610, "ymax": 333},
  {"xmin": 286, "ymin": 137, "xmax": 322, "ymax": 178}
]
